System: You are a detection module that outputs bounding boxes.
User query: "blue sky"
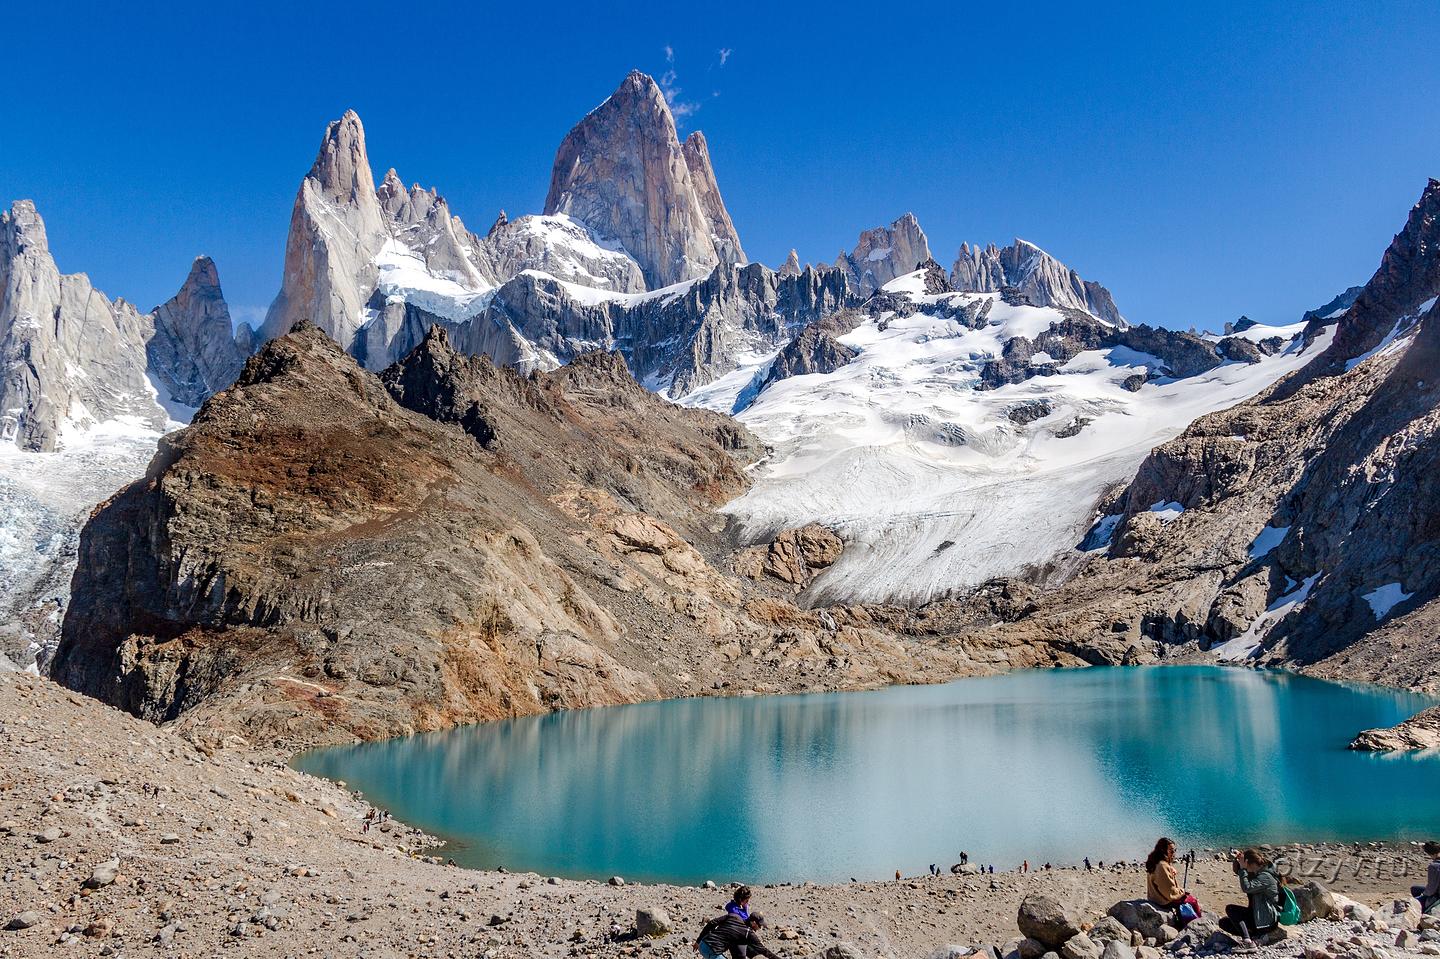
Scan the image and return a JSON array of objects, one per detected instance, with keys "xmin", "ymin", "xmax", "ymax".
[{"xmin": 4, "ymin": 0, "xmax": 1438, "ymax": 331}]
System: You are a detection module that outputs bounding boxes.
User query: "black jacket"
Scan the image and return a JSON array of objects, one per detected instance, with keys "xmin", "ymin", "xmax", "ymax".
[{"xmin": 698, "ymin": 914, "xmax": 780, "ymax": 959}]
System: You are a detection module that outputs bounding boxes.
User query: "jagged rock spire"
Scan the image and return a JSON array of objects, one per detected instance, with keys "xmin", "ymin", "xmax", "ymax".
[
  {"xmin": 259, "ymin": 109, "xmax": 386, "ymax": 350},
  {"xmin": 148, "ymin": 256, "xmax": 247, "ymax": 409},
  {"xmin": 951, "ymin": 238, "xmax": 1123, "ymax": 325},
  {"xmin": 837, "ymin": 213, "xmax": 931, "ymax": 295},
  {"xmin": 543, "ymin": 70, "xmax": 745, "ymax": 289}
]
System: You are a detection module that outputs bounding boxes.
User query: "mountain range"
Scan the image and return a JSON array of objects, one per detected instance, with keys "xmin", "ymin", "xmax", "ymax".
[{"xmin": 3, "ymin": 71, "xmax": 1437, "ymax": 750}]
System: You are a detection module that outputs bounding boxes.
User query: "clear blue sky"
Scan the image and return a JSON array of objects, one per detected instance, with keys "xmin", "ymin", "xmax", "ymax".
[{"xmin": 5, "ymin": 0, "xmax": 1438, "ymax": 331}]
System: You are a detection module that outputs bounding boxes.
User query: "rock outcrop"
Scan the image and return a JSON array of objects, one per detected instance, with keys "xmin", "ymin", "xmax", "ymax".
[
  {"xmin": 734, "ymin": 525, "xmax": 844, "ymax": 591},
  {"xmin": 544, "ymin": 71, "xmax": 745, "ymax": 290},
  {"xmin": 760, "ymin": 324, "xmax": 859, "ymax": 388},
  {"xmin": 976, "ymin": 314, "xmax": 1279, "ymax": 389},
  {"xmin": 836, "ymin": 214, "xmax": 932, "ymax": 296},
  {"xmin": 1350, "ymin": 705, "xmax": 1440, "ymax": 750},
  {"xmin": 951, "ymin": 239, "xmax": 1123, "ymax": 325}
]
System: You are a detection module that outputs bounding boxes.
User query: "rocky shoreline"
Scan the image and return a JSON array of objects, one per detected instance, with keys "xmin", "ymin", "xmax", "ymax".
[{"xmin": 2, "ymin": 670, "xmax": 1436, "ymax": 959}]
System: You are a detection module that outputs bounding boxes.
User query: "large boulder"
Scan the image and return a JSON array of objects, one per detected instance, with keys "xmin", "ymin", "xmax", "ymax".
[
  {"xmin": 636, "ymin": 907, "xmax": 672, "ymax": 938},
  {"xmin": 1107, "ymin": 901, "xmax": 1170, "ymax": 941},
  {"xmin": 817, "ymin": 944, "xmax": 866, "ymax": 959},
  {"xmin": 1020, "ymin": 895, "xmax": 1084, "ymax": 949},
  {"xmin": 1017, "ymin": 937, "xmax": 1049, "ymax": 959},
  {"xmin": 1291, "ymin": 881, "xmax": 1338, "ymax": 922},
  {"xmin": 1168, "ymin": 916, "xmax": 1221, "ymax": 952},
  {"xmin": 1061, "ymin": 933, "xmax": 1102, "ymax": 959},
  {"xmin": 1087, "ymin": 917, "xmax": 1133, "ymax": 946},
  {"xmin": 1101, "ymin": 941, "xmax": 1137, "ymax": 959}
]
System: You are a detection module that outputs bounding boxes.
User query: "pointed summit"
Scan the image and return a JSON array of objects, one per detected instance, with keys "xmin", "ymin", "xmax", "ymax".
[
  {"xmin": 838, "ymin": 213, "xmax": 932, "ymax": 295},
  {"xmin": 950, "ymin": 238, "xmax": 1123, "ymax": 325},
  {"xmin": 148, "ymin": 256, "xmax": 247, "ymax": 408},
  {"xmin": 543, "ymin": 70, "xmax": 745, "ymax": 289},
  {"xmin": 260, "ymin": 110, "xmax": 387, "ymax": 350},
  {"xmin": 1306, "ymin": 177, "xmax": 1440, "ymax": 371},
  {"xmin": 682, "ymin": 131, "xmax": 745, "ymax": 268},
  {"xmin": 779, "ymin": 249, "xmax": 802, "ymax": 277},
  {"xmin": 309, "ymin": 110, "xmax": 378, "ymax": 206},
  {"xmin": 1, "ymin": 201, "xmax": 176, "ymax": 449}
]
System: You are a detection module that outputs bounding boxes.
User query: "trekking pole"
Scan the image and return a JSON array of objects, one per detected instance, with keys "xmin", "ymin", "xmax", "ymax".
[{"xmin": 1182, "ymin": 854, "xmax": 1190, "ymax": 890}]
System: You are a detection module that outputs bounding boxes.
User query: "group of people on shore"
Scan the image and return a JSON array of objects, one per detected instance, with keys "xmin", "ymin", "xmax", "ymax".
[
  {"xmin": 1146, "ymin": 836, "xmax": 1440, "ymax": 941},
  {"xmin": 1146, "ymin": 836, "xmax": 1290, "ymax": 938},
  {"xmin": 692, "ymin": 839, "xmax": 1440, "ymax": 957}
]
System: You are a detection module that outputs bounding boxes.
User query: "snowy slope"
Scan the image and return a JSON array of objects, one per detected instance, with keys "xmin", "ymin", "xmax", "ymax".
[
  {"xmin": 0, "ymin": 419, "xmax": 173, "ymax": 669},
  {"xmin": 696, "ymin": 272, "xmax": 1333, "ymax": 605}
]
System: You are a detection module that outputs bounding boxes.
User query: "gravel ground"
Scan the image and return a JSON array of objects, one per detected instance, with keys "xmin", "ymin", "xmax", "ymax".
[{"xmin": 0, "ymin": 671, "xmax": 1431, "ymax": 959}]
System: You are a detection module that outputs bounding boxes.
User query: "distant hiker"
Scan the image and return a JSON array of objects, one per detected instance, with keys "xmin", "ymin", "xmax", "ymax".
[
  {"xmin": 1412, "ymin": 841, "xmax": 1440, "ymax": 915},
  {"xmin": 895, "ymin": 870, "xmax": 901, "ymax": 881},
  {"xmin": 725, "ymin": 885, "xmax": 752, "ymax": 921},
  {"xmin": 1220, "ymin": 849, "xmax": 1281, "ymax": 939},
  {"xmin": 960, "ymin": 851, "xmax": 969, "ymax": 865},
  {"xmin": 1084, "ymin": 857, "xmax": 1092, "ymax": 871},
  {"xmin": 1022, "ymin": 860, "xmax": 1029, "ymax": 873},
  {"xmin": 696, "ymin": 911, "xmax": 780, "ymax": 959},
  {"xmin": 989, "ymin": 865, "xmax": 994, "ymax": 874}
]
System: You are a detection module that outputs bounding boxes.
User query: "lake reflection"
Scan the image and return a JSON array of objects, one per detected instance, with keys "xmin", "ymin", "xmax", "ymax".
[{"xmin": 295, "ymin": 666, "xmax": 1439, "ymax": 883}]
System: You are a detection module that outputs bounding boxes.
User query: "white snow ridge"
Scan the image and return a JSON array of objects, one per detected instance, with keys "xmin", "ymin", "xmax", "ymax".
[{"xmin": 686, "ymin": 269, "xmax": 1332, "ymax": 605}]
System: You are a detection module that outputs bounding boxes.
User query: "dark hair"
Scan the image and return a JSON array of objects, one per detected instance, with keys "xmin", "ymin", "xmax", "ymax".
[
  {"xmin": 1146, "ymin": 837, "xmax": 1175, "ymax": 873},
  {"xmin": 1425, "ymin": 841, "xmax": 1440, "ymax": 857},
  {"xmin": 1242, "ymin": 849, "xmax": 1270, "ymax": 868},
  {"xmin": 748, "ymin": 911, "xmax": 766, "ymax": 928},
  {"xmin": 733, "ymin": 885, "xmax": 752, "ymax": 904}
]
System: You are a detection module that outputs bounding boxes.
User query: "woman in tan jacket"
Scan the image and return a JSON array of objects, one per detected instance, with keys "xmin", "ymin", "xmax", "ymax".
[{"xmin": 1146, "ymin": 837, "xmax": 1186, "ymax": 909}]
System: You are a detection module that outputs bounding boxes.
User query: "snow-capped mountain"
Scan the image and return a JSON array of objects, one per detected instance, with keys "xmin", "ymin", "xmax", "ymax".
[
  {"xmin": 692, "ymin": 269, "xmax": 1331, "ymax": 605},
  {"xmin": 0, "ymin": 200, "xmax": 247, "ymax": 668},
  {"xmin": 951, "ymin": 239, "xmax": 1124, "ymax": 325},
  {"xmin": 0, "ymin": 201, "xmax": 243, "ymax": 452}
]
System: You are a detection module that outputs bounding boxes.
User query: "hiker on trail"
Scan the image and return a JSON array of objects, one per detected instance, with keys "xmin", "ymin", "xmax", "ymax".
[
  {"xmin": 1219, "ymin": 849, "xmax": 1281, "ymax": 939},
  {"xmin": 1084, "ymin": 857, "xmax": 1092, "ymax": 871},
  {"xmin": 1022, "ymin": 860, "xmax": 1029, "ymax": 873},
  {"xmin": 1413, "ymin": 841, "xmax": 1440, "ymax": 915},
  {"xmin": 960, "ymin": 851, "xmax": 968, "ymax": 865},
  {"xmin": 1146, "ymin": 837, "xmax": 1188, "ymax": 910},
  {"xmin": 695, "ymin": 911, "xmax": 780, "ymax": 959}
]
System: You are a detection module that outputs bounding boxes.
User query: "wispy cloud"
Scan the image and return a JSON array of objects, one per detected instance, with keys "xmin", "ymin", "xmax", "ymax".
[
  {"xmin": 717, "ymin": 47, "xmax": 732, "ymax": 66},
  {"xmin": 659, "ymin": 45, "xmax": 701, "ymax": 123},
  {"xmin": 230, "ymin": 304, "xmax": 267, "ymax": 331}
]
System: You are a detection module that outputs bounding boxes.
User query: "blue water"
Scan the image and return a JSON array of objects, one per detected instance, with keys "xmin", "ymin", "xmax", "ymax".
[{"xmin": 294, "ymin": 666, "xmax": 1440, "ymax": 884}]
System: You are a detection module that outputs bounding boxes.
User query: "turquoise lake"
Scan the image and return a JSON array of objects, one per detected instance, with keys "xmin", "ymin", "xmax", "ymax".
[{"xmin": 294, "ymin": 666, "xmax": 1440, "ymax": 884}]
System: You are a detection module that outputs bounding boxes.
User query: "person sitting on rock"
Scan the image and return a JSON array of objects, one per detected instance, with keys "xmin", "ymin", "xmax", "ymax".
[
  {"xmin": 1412, "ymin": 840, "xmax": 1440, "ymax": 915},
  {"xmin": 1146, "ymin": 837, "xmax": 1188, "ymax": 912},
  {"xmin": 695, "ymin": 911, "xmax": 780, "ymax": 959},
  {"xmin": 1219, "ymin": 849, "xmax": 1281, "ymax": 940},
  {"xmin": 725, "ymin": 885, "xmax": 752, "ymax": 921}
]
